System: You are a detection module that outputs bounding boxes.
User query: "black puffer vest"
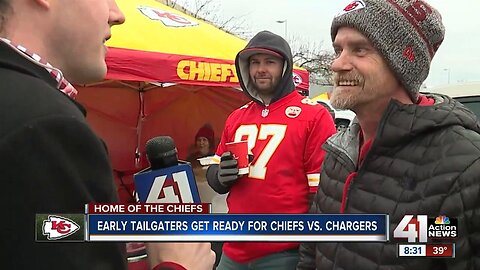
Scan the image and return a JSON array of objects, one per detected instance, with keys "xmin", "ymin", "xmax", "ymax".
[{"xmin": 298, "ymin": 94, "xmax": 480, "ymax": 270}]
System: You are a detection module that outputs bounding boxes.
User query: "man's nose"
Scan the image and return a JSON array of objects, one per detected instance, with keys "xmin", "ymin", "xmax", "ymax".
[
  {"xmin": 331, "ymin": 51, "xmax": 353, "ymax": 72},
  {"xmin": 256, "ymin": 61, "xmax": 269, "ymax": 73},
  {"xmin": 109, "ymin": 0, "xmax": 126, "ymax": 26}
]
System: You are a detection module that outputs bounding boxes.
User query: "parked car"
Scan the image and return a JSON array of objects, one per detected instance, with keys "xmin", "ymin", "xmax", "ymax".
[
  {"xmin": 316, "ymin": 99, "xmax": 356, "ymax": 132},
  {"xmin": 426, "ymin": 82, "xmax": 480, "ymax": 118}
]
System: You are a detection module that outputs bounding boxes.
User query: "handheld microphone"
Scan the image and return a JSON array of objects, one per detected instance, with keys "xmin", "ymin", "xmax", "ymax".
[
  {"xmin": 145, "ymin": 136, "xmax": 179, "ymax": 169},
  {"xmin": 134, "ymin": 136, "xmax": 200, "ymax": 203}
]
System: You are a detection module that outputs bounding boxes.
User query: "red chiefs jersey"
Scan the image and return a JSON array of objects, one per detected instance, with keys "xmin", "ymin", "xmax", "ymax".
[{"xmin": 211, "ymin": 91, "xmax": 336, "ymax": 262}]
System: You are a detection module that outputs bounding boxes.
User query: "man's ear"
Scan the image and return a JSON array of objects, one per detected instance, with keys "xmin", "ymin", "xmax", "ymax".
[{"xmin": 31, "ymin": 0, "xmax": 51, "ymax": 9}]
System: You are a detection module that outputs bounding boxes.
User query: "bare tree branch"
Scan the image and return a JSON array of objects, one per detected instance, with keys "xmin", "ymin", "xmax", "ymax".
[
  {"xmin": 289, "ymin": 35, "xmax": 335, "ymax": 85},
  {"xmin": 193, "ymin": 0, "xmax": 212, "ymax": 18}
]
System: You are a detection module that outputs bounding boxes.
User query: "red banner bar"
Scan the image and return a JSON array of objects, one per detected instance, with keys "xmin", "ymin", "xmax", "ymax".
[{"xmin": 426, "ymin": 243, "xmax": 455, "ymax": 257}]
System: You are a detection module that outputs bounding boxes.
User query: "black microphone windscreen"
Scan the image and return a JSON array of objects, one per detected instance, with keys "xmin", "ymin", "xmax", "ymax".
[{"xmin": 145, "ymin": 136, "xmax": 178, "ymax": 169}]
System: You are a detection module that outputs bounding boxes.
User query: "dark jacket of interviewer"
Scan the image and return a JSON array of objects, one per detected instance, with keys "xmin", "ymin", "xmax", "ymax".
[
  {"xmin": 0, "ymin": 41, "xmax": 127, "ymax": 269},
  {"xmin": 297, "ymin": 94, "xmax": 480, "ymax": 270}
]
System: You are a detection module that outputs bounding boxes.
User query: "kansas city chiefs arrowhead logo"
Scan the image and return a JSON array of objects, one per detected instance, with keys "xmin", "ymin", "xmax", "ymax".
[
  {"xmin": 137, "ymin": 6, "xmax": 199, "ymax": 27},
  {"xmin": 42, "ymin": 215, "xmax": 80, "ymax": 240},
  {"xmin": 292, "ymin": 72, "xmax": 303, "ymax": 87},
  {"xmin": 336, "ymin": 0, "xmax": 366, "ymax": 17}
]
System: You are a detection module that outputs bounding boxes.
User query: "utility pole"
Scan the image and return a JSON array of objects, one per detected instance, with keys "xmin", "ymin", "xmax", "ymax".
[
  {"xmin": 276, "ymin": 20, "xmax": 288, "ymax": 40},
  {"xmin": 443, "ymin": 68, "xmax": 451, "ymax": 84}
]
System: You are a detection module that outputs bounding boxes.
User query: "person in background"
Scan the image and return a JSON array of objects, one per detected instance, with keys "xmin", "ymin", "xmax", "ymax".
[
  {"xmin": 297, "ymin": 0, "xmax": 480, "ymax": 269},
  {"xmin": 0, "ymin": 0, "xmax": 214, "ymax": 269},
  {"xmin": 207, "ymin": 30, "xmax": 336, "ymax": 270},
  {"xmin": 187, "ymin": 123, "xmax": 216, "ymax": 167},
  {"xmin": 186, "ymin": 123, "xmax": 223, "ymax": 268}
]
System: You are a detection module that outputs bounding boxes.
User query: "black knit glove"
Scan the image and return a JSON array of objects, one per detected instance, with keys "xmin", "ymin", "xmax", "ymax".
[{"xmin": 218, "ymin": 152, "xmax": 239, "ymax": 187}]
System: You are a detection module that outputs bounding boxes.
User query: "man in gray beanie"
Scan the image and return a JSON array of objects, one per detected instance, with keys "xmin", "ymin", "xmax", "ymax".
[{"xmin": 297, "ymin": 0, "xmax": 480, "ymax": 269}]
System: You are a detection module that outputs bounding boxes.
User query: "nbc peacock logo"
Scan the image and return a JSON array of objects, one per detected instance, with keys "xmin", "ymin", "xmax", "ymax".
[
  {"xmin": 434, "ymin": 215, "xmax": 450, "ymax": 225},
  {"xmin": 428, "ymin": 215, "xmax": 457, "ymax": 240}
]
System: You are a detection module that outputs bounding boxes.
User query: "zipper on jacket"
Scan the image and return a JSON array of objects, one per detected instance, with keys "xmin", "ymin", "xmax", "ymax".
[
  {"xmin": 340, "ymin": 172, "xmax": 357, "ymax": 213},
  {"xmin": 342, "ymin": 139, "xmax": 377, "ymax": 212},
  {"xmin": 323, "ymin": 142, "xmax": 357, "ymax": 212}
]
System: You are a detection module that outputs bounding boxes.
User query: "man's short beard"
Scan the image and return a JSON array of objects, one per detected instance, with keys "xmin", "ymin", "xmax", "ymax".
[
  {"xmin": 249, "ymin": 80, "xmax": 277, "ymax": 95},
  {"xmin": 254, "ymin": 83, "xmax": 275, "ymax": 93},
  {"xmin": 330, "ymin": 90, "xmax": 356, "ymax": 110}
]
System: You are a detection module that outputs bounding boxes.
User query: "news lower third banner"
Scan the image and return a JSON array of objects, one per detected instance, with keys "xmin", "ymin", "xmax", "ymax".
[
  {"xmin": 87, "ymin": 214, "xmax": 388, "ymax": 242},
  {"xmin": 36, "ymin": 204, "xmax": 388, "ymax": 242}
]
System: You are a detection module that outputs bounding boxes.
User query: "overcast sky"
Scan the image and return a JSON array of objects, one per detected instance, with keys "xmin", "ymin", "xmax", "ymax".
[{"xmin": 193, "ymin": 0, "xmax": 480, "ymax": 89}]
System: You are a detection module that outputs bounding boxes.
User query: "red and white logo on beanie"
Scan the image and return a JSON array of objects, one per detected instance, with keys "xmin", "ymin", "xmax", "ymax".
[{"xmin": 336, "ymin": 0, "xmax": 366, "ymax": 17}]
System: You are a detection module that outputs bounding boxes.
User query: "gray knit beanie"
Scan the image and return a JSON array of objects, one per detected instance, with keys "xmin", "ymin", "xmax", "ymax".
[{"xmin": 331, "ymin": 0, "xmax": 445, "ymax": 101}]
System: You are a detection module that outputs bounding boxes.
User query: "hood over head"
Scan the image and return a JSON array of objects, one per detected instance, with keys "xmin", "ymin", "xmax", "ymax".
[{"xmin": 235, "ymin": 30, "xmax": 295, "ymax": 105}]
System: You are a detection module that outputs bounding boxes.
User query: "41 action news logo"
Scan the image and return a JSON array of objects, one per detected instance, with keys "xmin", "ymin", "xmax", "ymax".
[
  {"xmin": 393, "ymin": 215, "xmax": 457, "ymax": 243},
  {"xmin": 35, "ymin": 214, "xmax": 84, "ymax": 242}
]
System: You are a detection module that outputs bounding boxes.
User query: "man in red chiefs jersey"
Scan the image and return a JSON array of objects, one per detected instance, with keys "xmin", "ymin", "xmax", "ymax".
[{"xmin": 206, "ymin": 30, "xmax": 336, "ymax": 270}]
